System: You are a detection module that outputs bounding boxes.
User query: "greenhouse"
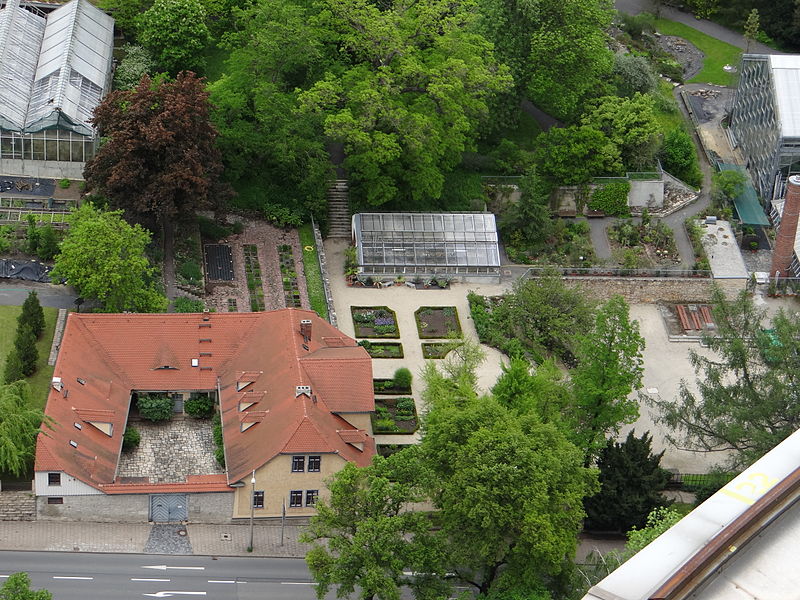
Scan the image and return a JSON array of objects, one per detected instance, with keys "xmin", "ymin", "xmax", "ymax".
[
  {"xmin": 352, "ymin": 212, "xmax": 501, "ymax": 278},
  {"xmin": 0, "ymin": 0, "xmax": 114, "ymax": 178}
]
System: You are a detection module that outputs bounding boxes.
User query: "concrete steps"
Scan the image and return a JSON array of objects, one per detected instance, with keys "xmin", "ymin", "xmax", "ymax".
[
  {"xmin": 327, "ymin": 180, "xmax": 351, "ymax": 239},
  {"xmin": 0, "ymin": 491, "xmax": 36, "ymax": 521}
]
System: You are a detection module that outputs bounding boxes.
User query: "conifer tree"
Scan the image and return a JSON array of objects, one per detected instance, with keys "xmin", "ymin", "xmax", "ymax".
[
  {"xmin": 19, "ymin": 291, "xmax": 44, "ymax": 339},
  {"xmin": 14, "ymin": 324, "xmax": 38, "ymax": 377},
  {"xmin": 3, "ymin": 350, "xmax": 25, "ymax": 384}
]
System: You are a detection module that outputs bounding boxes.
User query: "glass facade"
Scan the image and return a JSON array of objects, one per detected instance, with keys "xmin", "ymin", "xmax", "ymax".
[
  {"xmin": 353, "ymin": 212, "xmax": 501, "ymax": 276},
  {"xmin": 0, "ymin": 129, "xmax": 95, "ymax": 162}
]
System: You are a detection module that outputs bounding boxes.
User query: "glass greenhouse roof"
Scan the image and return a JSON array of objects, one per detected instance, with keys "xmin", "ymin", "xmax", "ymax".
[{"xmin": 354, "ymin": 213, "xmax": 500, "ymax": 268}]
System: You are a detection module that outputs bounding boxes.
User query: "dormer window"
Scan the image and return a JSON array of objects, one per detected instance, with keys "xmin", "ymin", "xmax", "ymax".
[{"xmin": 155, "ymin": 365, "xmax": 177, "ymax": 370}]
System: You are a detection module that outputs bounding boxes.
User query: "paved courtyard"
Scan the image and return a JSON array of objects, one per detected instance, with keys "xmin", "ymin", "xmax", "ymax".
[{"xmin": 117, "ymin": 419, "xmax": 222, "ymax": 483}]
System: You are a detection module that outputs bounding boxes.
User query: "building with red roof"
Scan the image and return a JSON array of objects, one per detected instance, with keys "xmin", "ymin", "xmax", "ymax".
[{"xmin": 34, "ymin": 309, "xmax": 375, "ymax": 522}]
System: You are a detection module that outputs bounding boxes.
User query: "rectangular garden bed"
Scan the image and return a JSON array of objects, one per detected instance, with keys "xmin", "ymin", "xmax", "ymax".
[
  {"xmin": 415, "ymin": 306, "xmax": 462, "ymax": 338},
  {"xmin": 373, "ymin": 378, "xmax": 411, "ymax": 395},
  {"xmin": 372, "ymin": 397, "xmax": 418, "ymax": 434},
  {"xmin": 243, "ymin": 244, "xmax": 266, "ymax": 311},
  {"xmin": 358, "ymin": 341, "xmax": 404, "ymax": 358},
  {"xmin": 352, "ymin": 306, "xmax": 400, "ymax": 338},
  {"xmin": 422, "ymin": 342, "xmax": 456, "ymax": 359},
  {"xmin": 278, "ymin": 244, "xmax": 303, "ymax": 308}
]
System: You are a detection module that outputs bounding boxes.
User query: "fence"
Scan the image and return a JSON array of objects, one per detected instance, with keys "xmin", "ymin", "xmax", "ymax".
[
  {"xmin": 311, "ymin": 216, "xmax": 337, "ymax": 327},
  {"xmin": 517, "ymin": 266, "xmax": 712, "ymax": 279}
]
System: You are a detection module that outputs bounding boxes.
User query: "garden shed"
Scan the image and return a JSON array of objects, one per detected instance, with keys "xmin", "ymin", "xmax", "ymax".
[{"xmin": 352, "ymin": 212, "xmax": 501, "ymax": 280}]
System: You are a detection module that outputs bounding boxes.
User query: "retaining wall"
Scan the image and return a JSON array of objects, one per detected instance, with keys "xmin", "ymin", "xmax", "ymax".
[{"xmin": 560, "ymin": 276, "xmax": 746, "ymax": 303}]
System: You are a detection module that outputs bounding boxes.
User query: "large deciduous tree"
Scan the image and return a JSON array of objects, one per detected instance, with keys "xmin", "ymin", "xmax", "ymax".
[
  {"xmin": 650, "ymin": 287, "xmax": 800, "ymax": 468},
  {"xmin": 85, "ymin": 73, "xmax": 227, "ymax": 225},
  {"xmin": 51, "ymin": 204, "xmax": 167, "ymax": 313},
  {"xmin": 137, "ymin": 0, "xmax": 209, "ymax": 75},
  {"xmin": 299, "ymin": 0, "xmax": 512, "ymax": 208},
  {"xmin": 571, "ymin": 296, "xmax": 645, "ymax": 464},
  {"xmin": 0, "ymin": 382, "xmax": 51, "ymax": 477},
  {"xmin": 534, "ymin": 125, "xmax": 623, "ymax": 185}
]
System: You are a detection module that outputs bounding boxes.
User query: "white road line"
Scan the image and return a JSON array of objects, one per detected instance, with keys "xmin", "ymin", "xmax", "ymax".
[
  {"xmin": 132, "ymin": 578, "xmax": 171, "ymax": 582},
  {"xmin": 143, "ymin": 565, "xmax": 205, "ymax": 571},
  {"xmin": 53, "ymin": 576, "xmax": 94, "ymax": 580},
  {"xmin": 207, "ymin": 580, "xmax": 235, "ymax": 584},
  {"xmin": 280, "ymin": 582, "xmax": 315, "ymax": 585},
  {"xmin": 0, "ymin": 576, "xmax": 8, "ymax": 579}
]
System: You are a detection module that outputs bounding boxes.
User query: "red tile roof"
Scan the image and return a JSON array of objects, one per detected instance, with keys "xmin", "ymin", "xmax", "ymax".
[{"xmin": 36, "ymin": 309, "xmax": 375, "ymax": 492}]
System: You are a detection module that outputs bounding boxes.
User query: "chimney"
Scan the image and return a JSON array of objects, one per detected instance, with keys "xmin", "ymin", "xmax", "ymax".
[
  {"xmin": 771, "ymin": 175, "xmax": 800, "ymax": 277},
  {"xmin": 300, "ymin": 319, "xmax": 312, "ymax": 341}
]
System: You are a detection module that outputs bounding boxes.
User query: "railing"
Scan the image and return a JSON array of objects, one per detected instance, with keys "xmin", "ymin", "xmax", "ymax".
[
  {"xmin": 516, "ymin": 266, "xmax": 713, "ymax": 279},
  {"xmin": 311, "ymin": 216, "xmax": 337, "ymax": 327}
]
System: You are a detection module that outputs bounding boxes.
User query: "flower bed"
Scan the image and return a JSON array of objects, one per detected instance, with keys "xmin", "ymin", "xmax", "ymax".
[
  {"xmin": 352, "ymin": 306, "xmax": 400, "ymax": 338},
  {"xmin": 415, "ymin": 306, "xmax": 462, "ymax": 338},
  {"xmin": 422, "ymin": 342, "xmax": 456, "ymax": 359},
  {"xmin": 371, "ymin": 397, "xmax": 418, "ymax": 434},
  {"xmin": 358, "ymin": 340, "xmax": 404, "ymax": 358},
  {"xmin": 243, "ymin": 245, "xmax": 265, "ymax": 311},
  {"xmin": 278, "ymin": 244, "xmax": 302, "ymax": 308},
  {"xmin": 373, "ymin": 378, "xmax": 411, "ymax": 395}
]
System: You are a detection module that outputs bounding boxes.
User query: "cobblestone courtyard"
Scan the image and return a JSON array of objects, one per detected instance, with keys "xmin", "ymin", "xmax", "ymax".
[{"xmin": 117, "ymin": 419, "xmax": 222, "ymax": 483}]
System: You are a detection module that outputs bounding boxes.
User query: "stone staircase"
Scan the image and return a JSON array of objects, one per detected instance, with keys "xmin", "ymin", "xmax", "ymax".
[
  {"xmin": 327, "ymin": 180, "xmax": 351, "ymax": 239},
  {"xmin": 0, "ymin": 491, "xmax": 36, "ymax": 521}
]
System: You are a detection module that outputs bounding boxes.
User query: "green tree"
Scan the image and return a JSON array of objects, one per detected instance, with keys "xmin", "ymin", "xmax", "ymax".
[
  {"xmin": 581, "ymin": 93, "xmax": 661, "ymax": 171},
  {"xmin": 36, "ymin": 225, "xmax": 59, "ymax": 262},
  {"xmin": 0, "ymin": 382, "xmax": 51, "ymax": 477},
  {"xmin": 612, "ymin": 54, "xmax": 658, "ymax": 97},
  {"xmin": 571, "ymin": 296, "xmax": 645, "ymax": 464},
  {"xmin": 137, "ymin": 0, "xmax": 209, "ymax": 75},
  {"xmin": 0, "ymin": 572, "xmax": 52, "ymax": 600},
  {"xmin": 298, "ymin": 0, "xmax": 512, "ymax": 208},
  {"xmin": 583, "ymin": 431, "xmax": 670, "ymax": 532},
  {"xmin": 498, "ymin": 168, "xmax": 555, "ymax": 251},
  {"xmin": 3, "ymin": 351, "xmax": 24, "ymax": 385},
  {"xmin": 113, "ymin": 44, "xmax": 155, "ymax": 90},
  {"xmin": 711, "ymin": 170, "xmax": 747, "ymax": 203},
  {"xmin": 744, "ymin": 8, "xmax": 760, "ymax": 53},
  {"xmin": 302, "ymin": 454, "xmax": 445, "ymax": 600},
  {"xmin": 534, "ymin": 125, "xmax": 623, "ymax": 185},
  {"xmin": 137, "ymin": 395, "xmax": 174, "ymax": 422},
  {"xmin": 14, "ymin": 325, "xmax": 38, "ymax": 378},
  {"xmin": 50, "ymin": 204, "xmax": 167, "ymax": 313},
  {"xmin": 86, "ymin": 73, "xmax": 228, "ymax": 226},
  {"xmin": 650, "ymin": 287, "xmax": 800, "ymax": 468},
  {"xmin": 19, "ymin": 291, "xmax": 44, "ymax": 339},
  {"xmin": 624, "ymin": 506, "xmax": 683, "ymax": 556},
  {"xmin": 660, "ymin": 128, "xmax": 702, "ymax": 188},
  {"xmin": 25, "ymin": 215, "xmax": 38, "ymax": 255},
  {"xmin": 492, "ymin": 357, "xmax": 573, "ymax": 425}
]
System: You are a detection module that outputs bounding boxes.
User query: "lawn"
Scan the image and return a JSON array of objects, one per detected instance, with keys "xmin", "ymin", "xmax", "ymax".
[
  {"xmin": 298, "ymin": 224, "xmax": 329, "ymax": 321},
  {"xmin": 0, "ymin": 305, "xmax": 58, "ymax": 410},
  {"xmin": 654, "ymin": 19, "xmax": 741, "ymax": 86}
]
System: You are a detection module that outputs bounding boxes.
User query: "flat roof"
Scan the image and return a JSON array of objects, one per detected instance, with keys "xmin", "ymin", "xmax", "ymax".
[
  {"xmin": 718, "ymin": 164, "xmax": 770, "ymax": 226},
  {"xmin": 698, "ymin": 219, "xmax": 749, "ymax": 278},
  {"xmin": 769, "ymin": 54, "xmax": 800, "ymax": 139}
]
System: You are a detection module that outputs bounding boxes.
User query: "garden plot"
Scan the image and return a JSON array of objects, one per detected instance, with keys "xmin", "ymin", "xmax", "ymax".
[
  {"xmin": 351, "ymin": 306, "xmax": 400, "ymax": 338},
  {"xmin": 358, "ymin": 340, "xmax": 404, "ymax": 358},
  {"xmin": 372, "ymin": 397, "xmax": 419, "ymax": 434},
  {"xmin": 415, "ymin": 306, "xmax": 462, "ymax": 338}
]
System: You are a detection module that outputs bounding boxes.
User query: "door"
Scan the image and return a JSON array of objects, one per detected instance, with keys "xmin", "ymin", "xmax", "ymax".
[{"xmin": 149, "ymin": 494, "xmax": 188, "ymax": 522}]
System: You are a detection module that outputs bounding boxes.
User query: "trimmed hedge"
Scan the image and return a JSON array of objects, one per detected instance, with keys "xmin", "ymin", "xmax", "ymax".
[
  {"xmin": 138, "ymin": 394, "xmax": 173, "ymax": 422},
  {"xmin": 589, "ymin": 181, "xmax": 631, "ymax": 216}
]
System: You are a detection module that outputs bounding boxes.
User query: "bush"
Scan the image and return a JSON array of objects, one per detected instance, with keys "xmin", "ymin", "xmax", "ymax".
[
  {"xmin": 393, "ymin": 367, "xmax": 413, "ymax": 390},
  {"xmin": 26, "ymin": 214, "xmax": 38, "ymax": 255},
  {"xmin": 396, "ymin": 397, "xmax": 415, "ymax": 413},
  {"xmin": 212, "ymin": 413, "xmax": 225, "ymax": 467},
  {"xmin": 37, "ymin": 225, "xmax": 59, "ymax": 261},
  {"xmin": 122, "ymin": 426, "xmax": 141, "ymax": 451},
  {"xmin": 660, "ymin": 128, "xmax": 702, "ymax": 188},
  {"xmin": 3, "ymin": 350, "xmax": 24, "ymax": 384},
  {"xmin": 14, "ymin": 324, "xmax": 38, "ymax": 377},
  {"xmin": 178, "ymin": 260, "xmax": 203, "ymax": 285},
  {"xmin": 613, "ymin": 54, "xmax": 658, "ymax": 97},
  {"xmin": 263, "ymin": 202, "xmax": 303, "ymax": 228},
  {"xmin": 185, "ymin": 394, "xmax": 214, "ymax": 418},
  {"xmin": 58, "ymin": 178, "xmax": 71, "ymax": 189},
  {"xmin": 137, "ymin": 394, "xmax": 173, "ymax": 422},
  {"xmin": 374, "ymin": 417, "xmax": 400, "ymax": 432},
  {"xmin": 174, "ymin": 296, "xmax": 205, "ymax": 312},
  {"xmin": 114, "ymin": 44, "xmax": 155, "ymax": 90},
  {"xmin": 197, "ymin": 215, "xmax": 232, "ymax": 241},
  {"xmin": 683, "ymin": 470, "xmax": 735, "ymax": 505},
  {"xmin": 589, "ymin": 181, "xmax": 630, "ymax": 216}
]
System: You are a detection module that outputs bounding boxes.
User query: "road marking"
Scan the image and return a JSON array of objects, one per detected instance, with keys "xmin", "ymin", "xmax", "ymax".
[
  {"xmin": 132, "ymin": 578, "xmax": 171, "ymax": 582},
  {"xmin": 143, "ymin": 566, "xmax": 205, "ymax": 571},
  {"xmin": 0, "ymin": 576, "xmax": 8, "ymax": 579},
  {"xmin": 280, "ymin": 582, "xmax": 315, "ymax": 585},
  {"xmin": 143, "ymin": 593, "xmax": 207, "ymax": 598},
  {"xmin": 53, "ymin": 576, "xmax": 94, "ymax": 580},
  {"xmin": 207, "ymin": 580, "xmax": 235, "ymax": 584}
]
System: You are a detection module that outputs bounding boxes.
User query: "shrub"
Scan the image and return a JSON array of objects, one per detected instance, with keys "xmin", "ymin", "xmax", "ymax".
[
  {"xmin": 19, "ymin": 291, "xmax": 44, "ymax": 338},
  {"xmin": 26, "ymin": 214, "xmax": 38, "ymax": 255},
  {"xmin": 660, "ymin": 128, "xmax": 702, "ymax": 188},
  {"xmin": 174, "ymin": 297, "xmax": 205, "ymax": 312},
  {"xmin": 613, "ymin": 54, "xmax": 658, "ymax": 97},
  {"xmin": 122, "ymin": 426, "xmax": 141, "ymax": 451},
  {"xmin": 185, "ymin": 393, "xmax": 214, "ymax": 418},
  {"xmin": 58, "ymin": 178, "xmax": 71, "ymax": 189},
  {"xmin": 3, "ymin": 350, "xmax": 24, "ymax": 384},
  {"xmin": 178, "ymin": 260, "xmax": 203, "ymax": 285},
  {"xmin": 114, "ymin": 44, "xmax": 155, "ymax": 90},
  {"xmin": 137, "ymin": 394, "xmax": 173, "ymax": 422},
  {"xmin": 231, "ymin": 221, "xmax": 245, "ymax": 234},
  {"xmin": 14, "ymin": 324, "xmax": 38, "ymax": 377},
  {"xmin": 683, "ymin": 470, "xmax": 735, "ymax": 505},
  {"xmin": 37, "ymin": 225, "xmax": 59, "ymax": 261},
  {"xmin": 197, "ymin": 215, "xmax": 232, "ymax": 241},
  {"xmin": 589, "ymin": 181, "xmax": 630, "ymax": 216},
  {"xmin": 396, "ymin": 397, "xmax": 415, "ymax": 413},
  {"xmin": 263, "ymin": 202, "xmax": 303, "ymax": 228},
  {"xmin": 393, "ymin": 368, "xmax": 413, "ymax": 390},
  {"xmin": 374, "ymin": 417, "xmax": 399, "ymax": 432},
  {"xmin": 212, "ymin": 413, "xmax": 225, "ymax": 467}
]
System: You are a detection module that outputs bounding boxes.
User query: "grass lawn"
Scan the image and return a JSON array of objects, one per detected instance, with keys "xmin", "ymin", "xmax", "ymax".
[
  {"xmin": 654, "ymin": 19, "xmax": 741, "ymax": 86},
  {"xmin": 298, "ymin": 224, "xmax": 329, "ymax": 321},
  {"xmin": 0, "ymin": 305, "xmax": 58, "ymax": 410},
  {"xmin": 653, "ymin": 80, "xmax": 688, "ymax": 134}
]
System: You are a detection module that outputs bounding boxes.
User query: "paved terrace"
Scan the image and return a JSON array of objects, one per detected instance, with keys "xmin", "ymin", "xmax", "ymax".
[{"xmin": 116, "ymin": 419, "xmax": 222, "ymax": 483}]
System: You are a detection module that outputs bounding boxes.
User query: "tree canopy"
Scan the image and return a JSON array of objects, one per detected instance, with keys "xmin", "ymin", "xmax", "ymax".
[
  {"xmin": 0, "ymin": 382, "xmax": 50, "ymax": 477},
  {"xmin": 650, "ymin": 287, "xmax": 800, "ymax": 468},
  {"xmin": 138, "ymin": 0, "xmax": 209, "ymax": 75},
  {"xmin": 51, "ymin": 204, "xmax": 167, "ymax": 313},
  {"xmin": 0, "ymin": 573, "xmax": 52, "ymax": 600},
  {"xmin": 86, "ymin": 72, "xmax": 227, "ymax": 225}
]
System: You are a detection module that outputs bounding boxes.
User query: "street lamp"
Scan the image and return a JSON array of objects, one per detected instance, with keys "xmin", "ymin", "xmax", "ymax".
[{"xmin": 248, "ymin": 470, "xmax": 256, "ymax": 552}]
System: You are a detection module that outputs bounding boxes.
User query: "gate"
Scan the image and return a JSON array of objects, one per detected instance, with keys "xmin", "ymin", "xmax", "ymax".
[{"xmin": 149, "ymin": 494, "xmax": 188, "ymax": 522}]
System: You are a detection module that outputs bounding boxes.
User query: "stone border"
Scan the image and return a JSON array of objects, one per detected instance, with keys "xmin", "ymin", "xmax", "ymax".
[
  {"xmin": 312, "ymin": 219, "xmax": 337, "ymax": 327},
  {"xmin": 48, "ymin": 308, "xmax": 68, "ymax": 366}
]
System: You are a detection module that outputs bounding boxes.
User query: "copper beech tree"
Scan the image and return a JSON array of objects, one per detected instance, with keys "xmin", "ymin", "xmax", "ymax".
[{"xmin": 85, "ymin": 72, "xmax": 229, "ymax": 226}]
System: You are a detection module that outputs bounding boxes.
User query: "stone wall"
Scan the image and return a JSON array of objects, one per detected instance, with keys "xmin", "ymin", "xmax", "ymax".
[
  {"xmin": 561, "ymin": 276, "xmax": 746, "ymax": 303},
  {"xmin": 188, "ymin": 492, "xmax": 234, "ymax": 523}
]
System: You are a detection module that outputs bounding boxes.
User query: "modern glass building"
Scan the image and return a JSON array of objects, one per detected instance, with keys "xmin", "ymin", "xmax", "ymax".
[
  {"xmin": 0, "ymin": 0, "xmax": 114, "ymax": 178},
  {"xmin": 352, "ymin": 212, "xmax": 501, "ymax": 278},
  {"xmin": 731, "ymin": 54, "xmax": 800, "ymax": 208}
]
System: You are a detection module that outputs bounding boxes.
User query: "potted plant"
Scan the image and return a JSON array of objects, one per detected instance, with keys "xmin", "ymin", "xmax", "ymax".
[{"xmin": 395, "ymin": 274, "xmax": 405, "ymax": 286}]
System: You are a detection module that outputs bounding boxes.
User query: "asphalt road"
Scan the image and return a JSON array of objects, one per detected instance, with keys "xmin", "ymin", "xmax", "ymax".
[
  {"xmin": 0, "ymin": 552, "xmax": 338, "ymax": 600},
  {"xmin": 0, "ymin": 281, "xmax": 79, "ymax": 309}
]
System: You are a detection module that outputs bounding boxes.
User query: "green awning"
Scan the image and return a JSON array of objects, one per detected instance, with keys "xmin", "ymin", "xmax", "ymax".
[{"xmin": 719, "ymin": 163, "xmax": 770, "ymax": 226}]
